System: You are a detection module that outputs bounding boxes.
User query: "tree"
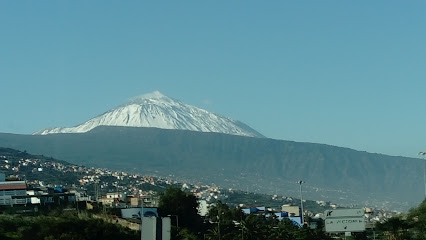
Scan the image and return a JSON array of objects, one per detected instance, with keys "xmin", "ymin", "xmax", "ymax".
[
  {"xmin": 407, "ymin": 198, "xmax": 426, "ymax": 240},
  {"xmin": 206, "ymin": 201, "xmax": 246, "ymax": 239},
  {"xmin": 376, "ymin": 215, "xmax": 412, "ymax": 240},
  {"xmin": 205, "ymin": 201, "xmax": 332, "ymax": 240},
  {"xmin": 157, "ymin": 187, "xmax": 204, "ymax": 237}
]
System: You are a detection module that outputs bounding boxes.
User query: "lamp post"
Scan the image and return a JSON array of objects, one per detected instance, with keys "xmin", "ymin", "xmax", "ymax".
[
  {"xmin": 418, "ymin": 152, "xmax": 426, "ymax": 198},
  {"xmin": 298, "ymin": 180, "xmax": 305, "ymax": 226}
]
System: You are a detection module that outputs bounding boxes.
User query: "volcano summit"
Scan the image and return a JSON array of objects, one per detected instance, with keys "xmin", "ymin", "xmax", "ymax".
[{"xmin": 34, "ymin": 91, "xmax": 264, "ymax": 137}]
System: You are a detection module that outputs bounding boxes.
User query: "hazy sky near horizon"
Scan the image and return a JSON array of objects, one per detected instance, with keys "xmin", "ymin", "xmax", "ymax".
[{"xmin": 1, "ymin": 1, "xmax": 425, "ymax": 157}]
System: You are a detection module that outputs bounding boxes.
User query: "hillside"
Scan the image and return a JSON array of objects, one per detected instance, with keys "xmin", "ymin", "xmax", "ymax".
[
  {"xmin": 0, "ymin": 147, "xmax": 79, "ymax": 186},
  {"xmin": 0, "ymin": 147, "xmax": 169, "ymax": 196},
  {"xmin": 0, "ymin": 126, "xmax": 423, "ymax": 210},
  {"xmin": 0, "ymin": 147, "xmax": 333, "ymax": 215}
]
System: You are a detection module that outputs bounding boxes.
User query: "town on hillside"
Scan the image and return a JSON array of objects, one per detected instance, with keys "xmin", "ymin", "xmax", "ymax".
[{"xmin": 0, "ymin": 148, "xmax": 402, "ymax": 239}]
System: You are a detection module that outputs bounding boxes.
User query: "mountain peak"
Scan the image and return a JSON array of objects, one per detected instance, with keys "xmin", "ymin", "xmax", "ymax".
[
  {"xmin": 128, "ymin": 91, "xmax": 169, "ymax": 102},
  {"xmin": 34, "ymin": 91, "xmax": 265, "ymax": 138},
  {"xmin": 135, "ymin": 91, "xmax": 167, "ymax": 100},
  {"xmin": 126, "ymin": 91, "xmax": 171, "ymax": 104}
]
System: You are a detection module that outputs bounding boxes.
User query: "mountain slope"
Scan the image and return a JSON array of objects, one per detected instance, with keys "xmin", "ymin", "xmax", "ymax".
[
  {"xmin": 1, "ymin": 126, "xmax": 422, "ymax": 211},
  {"xmin": 33, "ymin": 91, "xmax": 264, "ymax": 138}
]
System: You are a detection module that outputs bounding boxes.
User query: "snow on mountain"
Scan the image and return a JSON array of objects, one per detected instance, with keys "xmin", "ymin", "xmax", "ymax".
[{"xmin": 33, "ymin": 91, "xmax": 264, "ymax": 137}]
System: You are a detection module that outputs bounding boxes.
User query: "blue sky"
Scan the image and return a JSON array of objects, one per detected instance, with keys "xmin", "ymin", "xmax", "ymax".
[{"xmin": 1, "ymin": 1, "xmax": 425, "ymax": 157}]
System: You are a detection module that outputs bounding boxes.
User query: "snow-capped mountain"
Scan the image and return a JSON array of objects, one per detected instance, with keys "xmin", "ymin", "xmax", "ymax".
[{"xmin": 34, "ymin": 91, "xmax": 264, "ymax": 137}]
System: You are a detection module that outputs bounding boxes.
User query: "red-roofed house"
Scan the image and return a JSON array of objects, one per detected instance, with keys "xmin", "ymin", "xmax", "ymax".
[{"xmin": 0, "ymin": 179, "xmax": 27, "ymax": 205}]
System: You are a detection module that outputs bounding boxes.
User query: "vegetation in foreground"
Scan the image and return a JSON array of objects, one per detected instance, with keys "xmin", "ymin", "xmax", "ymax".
[
  {"xmin": 0, "ymin": 187, "xmax": 332, "ymax": 240},
  {"xmin": 376, "ymin": 198, "xmax": 426, "ymax": 240},
  {"xmin": 0, "ymin": 212, "xmax": 139, "ymax": 240},
  {"xmin": 157, "ymin": 187, "xmax": 331, "ymax": 240},
  {"xmin": 5, "ymin": 187, "xmax": 426, "ymax": 239},
  {"xmin": 157, "ymin": 188, "xmax": 426, "ymax": 240}
]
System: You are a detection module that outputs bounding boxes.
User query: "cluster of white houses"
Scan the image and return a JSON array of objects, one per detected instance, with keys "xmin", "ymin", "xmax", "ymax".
[{"xmin": 0, "ymin": 171, "xmax": 310, "ymax": 229}]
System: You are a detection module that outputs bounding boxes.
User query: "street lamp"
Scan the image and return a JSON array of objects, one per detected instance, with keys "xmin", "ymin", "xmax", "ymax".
[
  {"xmin": 418, "ymin": 152, "xmax": 426, "ymax": 198},
  {"xmin": 298, "ymin": 180, "xmax": 305, "ymax": 226}
]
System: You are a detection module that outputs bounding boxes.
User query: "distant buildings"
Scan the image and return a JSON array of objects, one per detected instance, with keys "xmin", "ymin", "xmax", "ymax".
[
  {"xmin": 240, "ymin": 205, "xmax": 303, "ymax": 227},
  {"xmin": 281, "ymin": 204, "xmax": 300, "ymax": 217},
  {"xmin": 0, "ymin": 173, "xmax": 27, "ymax": 205},
  {"xmin": 0, "ymin": 150, "xmax": 398, "ymax": 230}
]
